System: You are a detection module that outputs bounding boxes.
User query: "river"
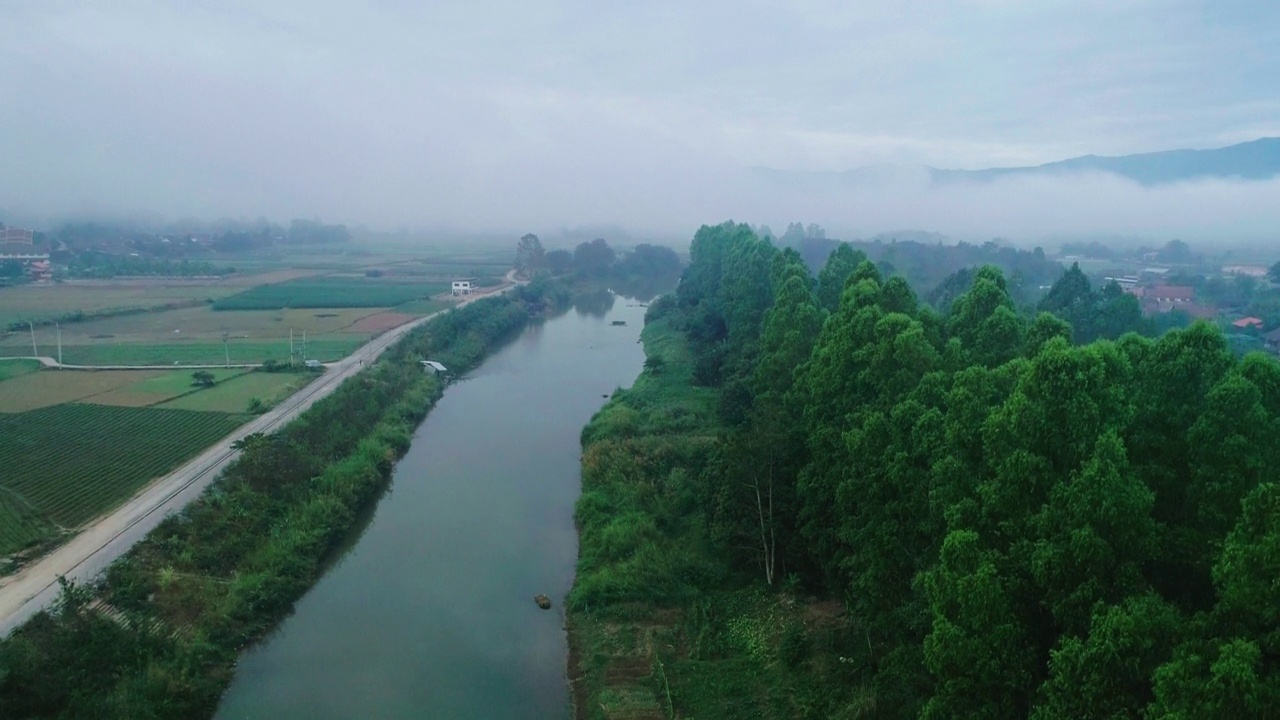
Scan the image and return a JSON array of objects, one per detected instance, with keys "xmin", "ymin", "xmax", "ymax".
[{"xmin": 216, "ymin": 290, "xmax": 647, "ymax": 719}]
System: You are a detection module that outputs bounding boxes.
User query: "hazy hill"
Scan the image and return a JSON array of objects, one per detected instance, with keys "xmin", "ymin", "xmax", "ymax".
[
  {"xmin": 750, "ymin": 137, "xmax": 1280, "ymax": 189},
  {"xmin": 930, "ymin": 137, "xmax": 1280, "ymax": 186}
]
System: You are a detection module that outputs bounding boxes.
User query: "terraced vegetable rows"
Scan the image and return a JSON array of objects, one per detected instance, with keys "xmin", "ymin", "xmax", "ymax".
[{"xmin": 0, "ymin": 404, "xmax": 248, "ymax": 529}]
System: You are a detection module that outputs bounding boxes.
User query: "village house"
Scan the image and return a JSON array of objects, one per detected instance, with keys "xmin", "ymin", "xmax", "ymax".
[
  {"xmin": 451, "ymin": 279, "xmax": 474, "ymax": 296},
  {"xmin": 1265, "ymin": 328, "xmax": 1280, "ymax": 355},
  {"xmin": 1222, "ymin": 265, "xmax": 1269, "ymax": 278},
  {"xmin": 1233, "ymin": 317, "xmax": 1265, "ymax": 330}
]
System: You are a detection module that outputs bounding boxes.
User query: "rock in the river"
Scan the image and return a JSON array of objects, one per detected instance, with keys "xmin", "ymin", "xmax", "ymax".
[{"xmin": 534, "ymin": 594, "xmax": 552, "ymax": 610}]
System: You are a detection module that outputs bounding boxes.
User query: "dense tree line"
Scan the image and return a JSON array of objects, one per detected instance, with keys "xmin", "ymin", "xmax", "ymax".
[
  {"xmin": 662, "ymin": 221, "xmax": 1279, "ymax": 717},
  {"xmin": 514, "ymin": 233, "xmax": 682, "ymax": 298},
  {"xmin": 779, "ymin": 233, "xmax": 1063, "ymax": 306}
]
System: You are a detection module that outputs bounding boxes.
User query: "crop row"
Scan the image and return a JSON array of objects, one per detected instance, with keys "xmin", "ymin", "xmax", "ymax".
[
  {"xmin": 213, "ymin": 278, "xmax": 447, "ymax": 311},
  {"xmin": 0, "ymin": 404, "xmax": 247, "ymax": 527}
]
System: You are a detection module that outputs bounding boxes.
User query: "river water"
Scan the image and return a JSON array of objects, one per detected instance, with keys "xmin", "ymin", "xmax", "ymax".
[{"xmin": 216, "ymin": 291, "xmax": 646, "ymax": 719}]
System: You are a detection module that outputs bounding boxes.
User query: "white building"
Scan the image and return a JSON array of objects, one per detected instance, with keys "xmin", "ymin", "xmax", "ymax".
[
  {"xmin": 421, "ymin": 360, "xmax": 447, "ymax": 375},
  {"xmin": 451, "ymin": 280, "xmax": 474, "ymax": 296}
]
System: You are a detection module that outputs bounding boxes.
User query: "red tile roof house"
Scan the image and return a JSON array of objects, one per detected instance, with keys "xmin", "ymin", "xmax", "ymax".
[
  {"xmin": 1233, "ymin": 317, "xmax": 1265, "ymax": 330},
  {"xmin": 1149, "ymin": 286, "xmax": 1195, "ymax": 303}
]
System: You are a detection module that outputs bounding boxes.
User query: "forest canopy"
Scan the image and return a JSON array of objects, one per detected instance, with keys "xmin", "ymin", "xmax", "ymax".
[{"xmin": 652, "ymin": 221, "xmax": 1279, "ymax": 717}]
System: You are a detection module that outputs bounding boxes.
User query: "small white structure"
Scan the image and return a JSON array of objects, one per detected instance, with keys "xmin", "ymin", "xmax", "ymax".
[
  {"xmin": 305, "ymin": 359, "xmax": 322, "ymax": 369},
  {"xmin": 451, "ymin": 280, "xmax": 474, "ymax": 296},
  {"xmin": 421, "ymin": 360, "xmax": 448, "ymax": 375}
]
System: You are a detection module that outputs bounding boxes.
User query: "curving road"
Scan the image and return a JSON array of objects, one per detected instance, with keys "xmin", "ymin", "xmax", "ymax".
[{"xmin": 0, "ymin": 273, "xmax": 521, "ymax": 636}]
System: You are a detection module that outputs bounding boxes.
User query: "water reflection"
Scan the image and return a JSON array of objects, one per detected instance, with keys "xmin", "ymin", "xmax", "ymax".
[{"xmin": 572, "ymin": 288, "xmax": 615, "ymax": 318}]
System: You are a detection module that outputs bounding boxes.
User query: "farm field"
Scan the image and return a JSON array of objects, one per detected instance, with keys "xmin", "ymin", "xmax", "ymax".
[
  {"xmin": 0, "ymin": 360, "xmax": 41, "ymax": 383},
  {"xmin": 0, "ymin": 404, "xmax": 248, "ymax": 542},
  {"xmin": 392, "ymin": 298, "xmax": 452, "ymax": 315},
  {"xmin": 87, "ymin": 368, "xmax": 249, "ymax": 407},
  {"xmin": 159, "ymin": 371, "xmax": 314, "ymax": 414},
  {"xmin": 212, "ymin": 277, "xmax": 447, "ymax": 310},
  {"xmin": 0, "ymin": 280, "xmax": 240, "ymax": 327},
  {"xmin": 54, "ymin": 337, "xmax": 363, "ymax": 366},
  {"xmin": 0, "ymin": 369, "xmax": 169, "ymax": 413},
  {"xmin": 0, "ymin": 305, "xmax": 388, "ymax": 351},
  {"xmin": 0, "ymin": 494, "xmax": 54, "ymax": 563}
]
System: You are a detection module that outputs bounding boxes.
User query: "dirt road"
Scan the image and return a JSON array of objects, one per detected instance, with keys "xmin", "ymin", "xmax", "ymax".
[{"xmin": 0, "ymin": 275, "xmax": 520, "ymax": 636}]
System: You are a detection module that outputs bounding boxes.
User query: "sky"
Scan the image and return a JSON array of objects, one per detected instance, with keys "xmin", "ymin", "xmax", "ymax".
[{"xmin": 2, "ymin": 0, "xmax": 1279, "ymax": 242}]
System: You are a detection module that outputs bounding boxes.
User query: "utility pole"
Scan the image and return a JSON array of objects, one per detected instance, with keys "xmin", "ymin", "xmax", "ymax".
[
  {"xmin": 56, "ymin": 322, "xmax": 62, "ymax": 366},
  {"xmin": 302, "ymin": 330, "xmax": 307, "ymax": 362},
  {"xmin": 290, "ymin": 328, "xmax": 295, "ymax": 367},
  {"xmin": 222, "ymin": 331, "xmax": 230, "ymax": 368},
  {"xmin": 29, "ymin": 321, "xmax": 37, "ymax": 359}
]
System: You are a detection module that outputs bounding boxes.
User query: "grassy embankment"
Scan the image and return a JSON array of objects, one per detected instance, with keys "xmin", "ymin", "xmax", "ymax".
[
  {"xmin": 0, "ymin": 283, "xmax": 563, "ymax": 719},
  {"xmin": 568, "ymin": 312, "xmax": 865, "ymax": 720}
]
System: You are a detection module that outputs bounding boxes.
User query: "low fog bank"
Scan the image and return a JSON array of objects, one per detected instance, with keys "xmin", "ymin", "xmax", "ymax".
[{"xmin": 4, "ymin": 165, "xmax": 1277, "ymax": 251}]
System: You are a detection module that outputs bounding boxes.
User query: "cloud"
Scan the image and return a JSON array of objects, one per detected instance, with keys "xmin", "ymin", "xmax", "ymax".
[{"xmin": 0, "ymin": 1, "xmax": 1277, "ymax": 242}]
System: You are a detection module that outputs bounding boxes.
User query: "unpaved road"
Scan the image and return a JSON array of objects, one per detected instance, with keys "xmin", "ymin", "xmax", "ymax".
[{"xmin": 0, "ymin": 275, "xmax": 520, "ymax": 636}]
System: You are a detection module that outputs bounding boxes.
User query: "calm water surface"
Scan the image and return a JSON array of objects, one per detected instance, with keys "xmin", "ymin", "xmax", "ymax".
[{"xmin": 216, "ymin": 293, "xmax": 646, "ymax": 720}]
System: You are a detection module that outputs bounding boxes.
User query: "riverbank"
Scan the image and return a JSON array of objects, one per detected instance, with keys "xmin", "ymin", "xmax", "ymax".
[
  {"xmin": 566, "ymin": 308, "xmax": 863, "ymax": 720},
  {"xmin": 0, "ymin": 280, "xmax": 565, "ymax": 718},
  {"xmin": 214, "ymin": 283, "xmax": 649, "ymax": 718}
]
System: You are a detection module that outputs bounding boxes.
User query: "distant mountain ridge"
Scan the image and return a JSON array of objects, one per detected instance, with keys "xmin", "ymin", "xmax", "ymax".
[
  {"xmin": 930, "ymin": 137, "xmax": 1280, "ymax": 186},
  {"xmin": 749, "ymin": 137, "xmax": 1280, "ymax": 188}
]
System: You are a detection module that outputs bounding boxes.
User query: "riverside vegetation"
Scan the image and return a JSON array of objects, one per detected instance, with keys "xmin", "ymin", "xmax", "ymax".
[
  {"xmin": 567, "ymin": 222, "xmax": 1279, "ymax": 718},
  {"xmin": 0, "ymin": 278, "xmax": 568, "ymax": 718}
]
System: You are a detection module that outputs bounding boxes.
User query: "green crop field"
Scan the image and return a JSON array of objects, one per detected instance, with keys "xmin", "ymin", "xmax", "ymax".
[
  {"xmin": 56, "ymin": 337, "xmax": 363, "ymax": 366},
  {"xmin": 159, "ymin": 371, "xmax": 314, "ymax": 413},
  {"xmin": 0, "ymin": 404, "xmax": 248, "ymax": 532},
  {"xmin": 212, "ymin": 277, "xmax": 447, "ymax": 311},
  {"xmin": 0, "ymin": 360, "xmax": 41, "ymax": 383}
]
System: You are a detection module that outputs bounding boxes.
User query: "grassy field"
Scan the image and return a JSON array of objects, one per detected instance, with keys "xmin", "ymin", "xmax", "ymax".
[
  {"xmin": 88, "ymin": 368, "xmax": 249, "ymax": 407},
  {"xmin": 159, "ymin": 371, "xmax": 314, "ymax": 413},
  {"xmin": 0, "ymin": 359, "xmax": 41, "ymax": 383},
  {"xmin": 0, "ymin": 306, "xmax": 386, "ymax": 350},
  {"xmin": 54, "ymin": 337, "xmax": 363, "ymax": 366},
  {"xmin": 0, "ymin": 404, "xmax": 248, "ymax": 535},
  {"xmin": 0, "ymin": 369, "xmax": 169, "ymax": 412},
  {"xmin": 213, "ymin": 277, "xmax": 447, "ymax": 310},
  {"xmin": 389, "ymin": 298, "xmax": 452, "ymax": 315}
]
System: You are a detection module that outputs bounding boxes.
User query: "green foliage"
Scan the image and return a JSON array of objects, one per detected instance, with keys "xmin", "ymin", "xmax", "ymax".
[
  {"xmin": 571, "ymin": 221, "xmax": 1280, "ymax": 719},
  {"xmin": 1038, "ymin": 263, "xmax": 1150, "ymax": 342}
]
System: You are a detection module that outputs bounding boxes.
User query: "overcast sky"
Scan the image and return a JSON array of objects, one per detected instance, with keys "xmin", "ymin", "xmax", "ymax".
[{"xmin": 2, "ymin": 1, "xmax": 1278, "ymax": 241}]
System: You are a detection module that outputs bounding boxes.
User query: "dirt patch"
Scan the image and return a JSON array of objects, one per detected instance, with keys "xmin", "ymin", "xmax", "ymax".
[{"xmin": 349, "ymin": 312, "xmax": 416, "ymax": 334}]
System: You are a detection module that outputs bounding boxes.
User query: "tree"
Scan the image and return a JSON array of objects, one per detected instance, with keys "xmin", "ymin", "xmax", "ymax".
[
  {"xmin": 573, "ymin": 238, "xmax": 616, "ymax": 278},
  {"xmin": 922, "ymin": 530, "xmax": 1033, "ymax": 720},
  {"xmin": 191, "ymin": 371, "xmax": 215, "ymax": 388},
  {"xmin": 515, "ymin": 233, "xmax": 546, "ymax": 276},
  {"xmin": 816, "ymin": 243, "xmax": 863, "ymax": 313},
  {"xmin": 1269, "ymin": 260, "xmax": 1280, "ymax": 285},
  {"xmin": 545, "ymin": 249, "xmax": 573, "ymax": 275}
]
